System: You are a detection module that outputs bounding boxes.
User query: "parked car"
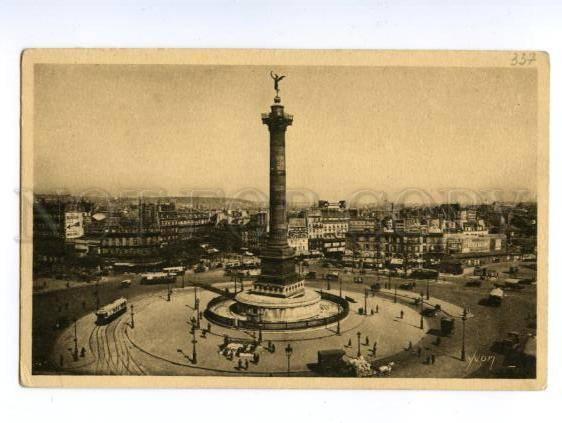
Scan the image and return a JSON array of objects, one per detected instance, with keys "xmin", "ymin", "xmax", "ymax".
[
  {"xmin": 422, "ymin": 307, "xmax": 439, "ymax": 317},
  {"xmin": 119, "ymin": 279, "xmax": 132, "ymax": 288},
  {"xmin": 465, "ymin": 277, "xmax": 482, "ymax": 287}
]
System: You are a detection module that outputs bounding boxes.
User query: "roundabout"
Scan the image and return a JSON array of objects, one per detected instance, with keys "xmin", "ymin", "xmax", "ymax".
[{"xmin": 51, "ymin": 282, "xmax": 460, "ymax": 376}]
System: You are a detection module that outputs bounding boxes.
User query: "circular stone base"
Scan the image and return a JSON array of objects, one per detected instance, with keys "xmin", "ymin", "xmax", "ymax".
[{"xmin": 233, "ymin": 288, "xmax": 323, "ymax": 323}]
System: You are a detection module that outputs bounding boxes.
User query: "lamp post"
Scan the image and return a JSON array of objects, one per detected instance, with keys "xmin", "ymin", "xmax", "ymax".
[
  {"xmin": 339, "ymin": 274, "xmax": 342, "ymax": 298},
  {"xmin": 285, "ymin": 344, "xmax": 293, "ymax": 376},
  {"xmin": 461, "ymin": 307, "xmax": 468, "ymax": 361},
  {"xmin": 258, "ymin": 308, "xmax": 264, "ymax": 344},
  {"xmin": 394, "ymin": 278, "xmax": 397, "ymax": 303},
  {"xmin": 364, "ymin": 289, "xmax": 368, "ymax": 316},
  {"xmin": 94, "ymin": 281, "xmax": 100, "ymax": 310},
  {"xmin": 73, "ymin": 317, "xmax": 78, "ymax": 361},
  {"xmin": 195, "ymin": 297, "xmax": 201, "ymax": 329},
  {"xmin": 426, "ymin": 278, "xmax": 430, "ymax": 300},
  {"xmin": 130, "ymin": 304, "xmax": 135, "ymax": 329},
  {"xmin": 356, "ymin": 331, "xmax": 361, "ymax": 357},
  {"xmin": 167, "ymin": 281, "xmax": 171, "ymax": 302},
  {"xmin": 191, "ymin": 330, "xmax": 198, "ymax": 365},
  {"xmin": 336, "ymin": 304, "xmax": 341, "ymax": 335},
  {"xmin": 419, "ymin": 293, "xmax": 424, "ymax": 330}
]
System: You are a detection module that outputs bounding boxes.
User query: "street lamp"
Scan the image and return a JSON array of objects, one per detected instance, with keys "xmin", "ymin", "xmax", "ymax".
[
  {"xmin": 130, "ymin": 304, "xmax": 135, "ymax": 329},
  {"xmin": 419, "ymin": 293, "xmax": 424, "ymax": 330},
  {"xmin": 73, "ymin": 317, "xmax": 78, "ymax": 361},
  {"xmin": 167, "ymin": 281, "xmax": 171, "ymax": 301},
  {"xmin": 190, "ymin": 315, "xmax": 197, "ymax": 333},
  {"xmin": 356, "ymin": 331, "xmax": 362, "ymax": 357},
  {"xmin": 258, "ymin": 308, "xmax": 264, "ymax": 344},
  {"xmin": 94, "ymin": 281, "xmax": 100, "ymax": 310},
  {"xmin": 191, "ymin": 330, "xmax": 198, "ymax": 365},
  {"xmin": 461, "ymin": 307, "xmax": 468, "ymax": 361},
  {"xmin": 426, "ymin": 278, "xmax": 430, "ymax": 300},
  {"xmin": 285, "ymin": 343, "xmax": 293, "ymax": 376},
  {"xmin": 339, "ymin": 274, "xmax": 342, "ymax": 298},
  {"xmin": 336, "ymin": 304, "xmax": 341, "ymax": 335}
]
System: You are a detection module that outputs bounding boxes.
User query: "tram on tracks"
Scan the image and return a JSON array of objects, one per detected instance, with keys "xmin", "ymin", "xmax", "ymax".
[{"xmin": 95, "ymin": 297, "xmax": 128, "ymax": 325}]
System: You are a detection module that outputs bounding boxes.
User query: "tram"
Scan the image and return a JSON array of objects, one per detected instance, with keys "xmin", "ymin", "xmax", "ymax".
[{"xmin": 95, "ymin": 297, "xmax": 127, "ymax": 325}]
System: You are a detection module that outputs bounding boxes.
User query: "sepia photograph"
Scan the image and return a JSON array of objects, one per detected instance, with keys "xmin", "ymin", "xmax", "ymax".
[{"xmin": 20, "ymin": 49, "xmax": 549, "ymax": 389}]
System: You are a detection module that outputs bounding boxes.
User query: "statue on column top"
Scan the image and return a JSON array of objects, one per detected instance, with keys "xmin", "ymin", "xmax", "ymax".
[{"xmin": 270, "ymin": 71, "xmax": 286, "ymax": 98}]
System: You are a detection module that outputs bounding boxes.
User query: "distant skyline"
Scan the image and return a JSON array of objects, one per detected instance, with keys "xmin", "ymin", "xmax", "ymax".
[{"xmin": 34, "ymin": 64, "xmax": 538, "ymax": 204}]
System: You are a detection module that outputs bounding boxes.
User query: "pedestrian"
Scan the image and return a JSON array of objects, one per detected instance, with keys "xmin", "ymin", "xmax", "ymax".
[
  {"xmin": 376, "ymin": 304, "xmax": 379, "ymax": 313},
  {"xmin": 372, "ymin": 345, "xmax": 377, "ymax": 358},
  {"xmin": 238, "ymin": 358, "xmax": 243, "ymax": 370},
  {"xmin": 400, "ymin": 310, "xmax": 404, "ymax": 319},
  {"xmin": 408, "ymin": 341, "xmax": 412, "ymax": 350},
  {"xmin": 371, "ymin": 308, "xmax": 374, "ymax": 315},
  {"xmin": 208, "ymin": 323, "xmax": 211, "ymax": 332},
  {"xmin": 80, "ymin": 347, "xmax": 86, "ymax": 357},
  {"xmin": 431, "ymin": 354, "xmax": 436, "ymax": 365},
  {"xmin": 244, "ymin": 359, "xmax": 249, "ymax": 370},
  {"xmin": 347, "ymin": 338, "xmax": 352, "ymax": 347},
  {"xmin": 417, "ymin": 346, "xmax": 422, "ymax": 357}
]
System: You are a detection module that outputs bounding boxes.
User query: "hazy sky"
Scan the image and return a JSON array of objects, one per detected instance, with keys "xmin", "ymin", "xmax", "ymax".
[{"xmin": 34, "ymin": 64, "xmax": 537, "ymax": 204}]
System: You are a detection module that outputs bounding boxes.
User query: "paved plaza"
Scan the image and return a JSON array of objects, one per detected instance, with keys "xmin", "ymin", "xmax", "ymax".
[{"xmin": 52, "ymin": 283, "xmax": 443, "ymax": 376}]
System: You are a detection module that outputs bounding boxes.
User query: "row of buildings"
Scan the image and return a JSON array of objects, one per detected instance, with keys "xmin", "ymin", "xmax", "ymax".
[
  {"xmin": 33, "ymin": 196, "xmax": 213, "ymax": 264},
  {"xmin": 33, "ymin": 195, "xmax": 534, "ymax": 273}
]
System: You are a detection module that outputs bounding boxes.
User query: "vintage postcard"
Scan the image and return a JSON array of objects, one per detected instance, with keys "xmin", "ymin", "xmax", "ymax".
[{"xmin": 20, "ymin": 49, "xmax": 549, "ymax": 389}]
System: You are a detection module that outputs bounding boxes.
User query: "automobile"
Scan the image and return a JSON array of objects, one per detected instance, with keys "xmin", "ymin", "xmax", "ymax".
[
  {"xmin": 422, "ymin": 308, "xmax": 439, "ymax": 317},
  {"xmin": 370, "ymin": 282, "xmax": 381, "ymax": 292},
  {"xmin": 440, "ymin": 317, "xmax": 455, "ymax": 336},
  {"xmin": 119, "ymin": 279, "xmax": 132, "ymax": 288},
  {"xmin": 465, "ymin": 277, "xmax": 482, "ymax": 287},
  {"xmin": 305, "ymin": 271, "xmax": 317, "ymax": 280},
  {"xmin": 399, "ymin": 282, "xmax": 415, "ymax": 290},
  {"xmin": 353, "ymin": 277, "xmax": 364, "ymax": 284},
  {"xmin": 194, "ymin": 264, "xmax": 208, "ymax": 273},
  {"xmin": 345, "ymin": 296, "xmax": 357, "ymax": 303}
]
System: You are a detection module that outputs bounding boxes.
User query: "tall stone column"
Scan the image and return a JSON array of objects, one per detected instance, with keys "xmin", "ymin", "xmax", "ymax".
[{"xmin": 255, "ymin": 97, "xmax": 303, "ymax": 298}]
